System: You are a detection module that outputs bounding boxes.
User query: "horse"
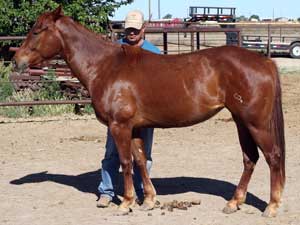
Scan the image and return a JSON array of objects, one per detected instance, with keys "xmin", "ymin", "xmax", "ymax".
[{"xmin": 13, "ymin": 6, "xmax": 285, "ymax": 217}]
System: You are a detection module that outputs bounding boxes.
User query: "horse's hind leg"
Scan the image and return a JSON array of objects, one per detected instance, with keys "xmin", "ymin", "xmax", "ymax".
[
  {"xmin": 223, "ymin": 116, "xmax": 259, "ymax": 214},
  {"xmin": 131, "ymin": 136, "xmax": 156, "ymax": 210},
  {"xmin": 247, "ymin": 125, "xmax": 285, "ymax": 217}
]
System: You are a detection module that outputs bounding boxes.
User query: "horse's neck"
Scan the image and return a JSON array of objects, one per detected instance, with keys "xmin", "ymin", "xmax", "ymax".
[{"xmin": 56, "ymin": 18, "xmax": 118, "ymax": 91}]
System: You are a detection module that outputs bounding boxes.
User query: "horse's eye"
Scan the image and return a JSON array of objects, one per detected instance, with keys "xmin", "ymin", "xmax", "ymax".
[
  {"xmin": 32, "ymin": 30, "xmax": 41, "ymax": 36},
  {"xmin": 32, "ymin": 26, "xmax": 48, "ymax": 36}
]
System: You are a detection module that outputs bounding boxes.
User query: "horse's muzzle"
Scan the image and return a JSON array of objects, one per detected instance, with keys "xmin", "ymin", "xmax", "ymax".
[{"xmin": 12, "ymin": 57, "xmax": 28, "ymax": 73}]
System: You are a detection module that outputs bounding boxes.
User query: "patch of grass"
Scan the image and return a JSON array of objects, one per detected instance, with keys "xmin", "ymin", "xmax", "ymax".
[
  {"xmin": 82, "ymin": 104, "xmax": 95, "ymax": 114},
  {"xmin": 278, "ymin": 67, "xmax": 300, "ymax": 75},
  {"xmin": 0, "ymin": 62, "xmax": 93, "ymax": 118},
  {"xmin": 0, "ymin": 88, "xmax": 75, "ymax": 118},
  {"xmin": 0, "ymin": 62, "xmax": 14, "ymax": 101}
]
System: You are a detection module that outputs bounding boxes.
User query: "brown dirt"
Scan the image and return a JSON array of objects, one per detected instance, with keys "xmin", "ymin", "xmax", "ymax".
[{"xmin": 1, "ymin": 58, "xmax": 300, "ymax": 225}]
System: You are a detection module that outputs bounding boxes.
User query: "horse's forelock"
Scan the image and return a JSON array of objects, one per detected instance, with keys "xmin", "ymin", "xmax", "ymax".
[{"xmin": 33, "ymin": 10, "xmax": 66, "ymax": 32}]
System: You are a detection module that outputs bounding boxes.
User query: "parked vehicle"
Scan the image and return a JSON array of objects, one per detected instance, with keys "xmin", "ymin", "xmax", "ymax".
[
  {"xmin": 188, "ymin": 6, "xmax": 300, "ymax": 58},
  {"xmin": 188, "ymin": 6, "xmax": 236, "ymax": 23},
  {"xmin": 241, "ymin": 33, "xmax": 300, "ymax": 58}
]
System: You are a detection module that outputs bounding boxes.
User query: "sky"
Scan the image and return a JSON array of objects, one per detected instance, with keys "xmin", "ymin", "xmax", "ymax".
[{"xmin": 111, "ymin": 0, "xmax": 300, "ymax": 20}]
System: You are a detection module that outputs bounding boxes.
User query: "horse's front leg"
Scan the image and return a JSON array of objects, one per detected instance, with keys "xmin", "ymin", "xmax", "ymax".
[
  {"xmin": 109, "ymin": 122, "xmax": 135, "ymax": 213},
  {"xmin": 131, "ymin": 137, "xmax": 156, "ymax": 210}
]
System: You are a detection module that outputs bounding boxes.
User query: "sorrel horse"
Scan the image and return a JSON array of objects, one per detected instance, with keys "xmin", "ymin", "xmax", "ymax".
[{"xmin": 14, "ymin": 6, "xmax": 285, "ymax": 217}]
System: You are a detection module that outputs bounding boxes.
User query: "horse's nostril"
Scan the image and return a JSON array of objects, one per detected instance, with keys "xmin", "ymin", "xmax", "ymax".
[{"xmin": 11, "ymin": 59, "xmax": 17, "ymax": 69}]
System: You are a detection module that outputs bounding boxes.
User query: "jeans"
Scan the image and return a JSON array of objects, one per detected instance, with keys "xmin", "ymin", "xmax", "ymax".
[{"xmin": 98, "ymin": 128, "xmax": 154, "ymax": 200}]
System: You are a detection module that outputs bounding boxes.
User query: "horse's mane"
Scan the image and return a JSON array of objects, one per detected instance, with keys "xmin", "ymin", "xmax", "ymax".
[
  {"xmin": 120, "ymin": 44, "xmax": 160, "ymax": 66},
  {"xmin": 56, "ymin": 15, "xmax": 120, "ymax": 52},
  {"xmin": 55, "ymin": 14, "xmax": 159, "ymax": 61},
  {"xmin": 121, "ymin": 45, "xmax": 144, "ymax": 56}
]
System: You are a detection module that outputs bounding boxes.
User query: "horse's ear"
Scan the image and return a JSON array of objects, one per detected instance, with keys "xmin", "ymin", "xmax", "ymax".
[{"xmin": 52, "ymin": 5, "xmax": 64, "ymax": 20}]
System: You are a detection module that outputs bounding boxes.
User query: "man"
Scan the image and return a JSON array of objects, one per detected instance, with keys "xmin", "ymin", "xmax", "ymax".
[{"xmin": 97, "ymin": 9, "xmax": 160, "ymax": 208}]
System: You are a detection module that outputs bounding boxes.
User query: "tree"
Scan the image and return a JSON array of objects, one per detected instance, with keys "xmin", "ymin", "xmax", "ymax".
[
  {"xmin": 249, "ymin": 14, "xmax": 260, "ymax": 21},
  {"xmin": 0, "ymin": 0, "xmax": 133, "ymax": 43},
  {"xmin": 236, "ymin": 15, "xmax": 248, "ymax": 22},
  {"xmin": 163, "ymin": 14, "xmax": 172, "ymax": 19},
  {"xmin": 1, "ymin": 0, "xmax": 134, "ymax": 35},
  {"xmin": 297, "ymin": 17, "xmax": 300, "ymax": 22},
  {"xmin": 0, "ymin": 0, "xmax": 133, "ymax": 59}
]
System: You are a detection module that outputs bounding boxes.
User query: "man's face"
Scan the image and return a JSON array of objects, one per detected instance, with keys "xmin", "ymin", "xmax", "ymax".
[{"xmin": 124, "ymin": 27, "xmax": 144, "ymax": 45}]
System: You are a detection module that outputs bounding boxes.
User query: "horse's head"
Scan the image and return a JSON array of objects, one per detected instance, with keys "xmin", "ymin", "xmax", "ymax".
[{"xmin": 13, "ymin": 6, "xmax": 64, "ymax": 72}]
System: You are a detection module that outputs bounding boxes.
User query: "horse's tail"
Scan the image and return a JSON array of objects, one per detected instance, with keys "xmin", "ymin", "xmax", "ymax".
[{"xmin": 270, "ymin": 64, "xmax": 285, "ymax": 187}]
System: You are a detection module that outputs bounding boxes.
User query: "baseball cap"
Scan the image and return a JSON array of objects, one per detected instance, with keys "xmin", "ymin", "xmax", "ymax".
[{"xmin": 125, "ymin": 10, "xmax": 144, "ymax": 30}]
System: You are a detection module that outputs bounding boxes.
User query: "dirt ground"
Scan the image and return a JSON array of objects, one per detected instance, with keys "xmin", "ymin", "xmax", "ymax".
[{"xmin": 0, "ymin": 58, "xmax": 300, "ymax": 225}]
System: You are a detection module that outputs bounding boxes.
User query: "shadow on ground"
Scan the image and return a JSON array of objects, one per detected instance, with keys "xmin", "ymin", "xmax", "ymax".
[{"xmin": 10, "ymin": 169, "xmax": 267, "ymax": 212}]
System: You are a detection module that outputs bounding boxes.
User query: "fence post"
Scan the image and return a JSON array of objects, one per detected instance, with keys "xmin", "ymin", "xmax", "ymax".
[
  {"xmin": 163, "ymin": 31, "xmax": 168, "ymax": 54},
  {"xmin": 177, "ymin": 32, "xmax": 180, "ymax": 54},
  {"xmin": 267, "ymin": 24, "xmax": 271, "ymax": 58},
  {"xmin": 196, "ymin": 32, "xmax": 200, "ymax": 50},
  {"xmin": 190, "ymin": 32, "xmax": 195, "ymax": 52},
  {"xmin": 238, "ymin": 30, "xmax": 241, "ymax": 47}
]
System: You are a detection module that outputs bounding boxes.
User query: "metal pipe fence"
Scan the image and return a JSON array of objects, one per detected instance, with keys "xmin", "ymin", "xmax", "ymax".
[
  {"xmin": 2, "ymin": 22, "xmax": 299, "ymax": 109},
  {"xmin": 0, "ymin": 99, "xmax": 91, "ymax": 107}
]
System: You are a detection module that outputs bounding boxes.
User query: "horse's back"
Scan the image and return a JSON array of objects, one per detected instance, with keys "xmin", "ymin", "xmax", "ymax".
[{"xmin": 94, "ymin": 45, "xmax": 279, "ymax": 128}]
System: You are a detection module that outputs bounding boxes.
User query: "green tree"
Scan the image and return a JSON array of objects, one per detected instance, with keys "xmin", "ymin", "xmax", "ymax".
[
  {"xmin": 0, "ymin": 0, "xmax": 133, "ymax": 59},
  {"xmin": 236, "ymin": 15, "xmax": 248, "ymax": 22},
  {"xmin": 297, "ymin": 17, "xmax": 300, "ymax": 22},
  {"xmin": 249, "ymin": 14, "xmax": 260, "ymax": 21},
  {"xmin": 163, "ymin": 13, "xmax": 172, "ymax": 19},
  {"xmin": 0, "ymin": 0, "xmax": 133, "ymax": 41}
]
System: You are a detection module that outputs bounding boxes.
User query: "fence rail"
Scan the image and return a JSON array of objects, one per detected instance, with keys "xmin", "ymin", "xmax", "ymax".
[
  {"xmin": 0, "ymin": 99, "xmax": 91, "ymax": 107},
  {"xmin": 0, "ymin": 36, "xmax": 26, "ymax": 41},
  {"xmin": 2, "ymin": 22, "xmax": 299, "ymax": 109},
  {"xmin": 1, "ymin": 38, "xmax": 89, "ymax": 108}
]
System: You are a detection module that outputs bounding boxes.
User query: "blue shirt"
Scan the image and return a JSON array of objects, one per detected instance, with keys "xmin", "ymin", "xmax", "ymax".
[{"xmin": 118, "ymin": 39, "xmax": 161, "ymax": 54}]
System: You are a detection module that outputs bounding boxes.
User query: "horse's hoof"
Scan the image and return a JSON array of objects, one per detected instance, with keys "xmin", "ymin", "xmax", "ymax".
[
  {"xmin": 139, "ymin": 200, "xmax": 155, "ymax": 211},
  {"xmin": 222, "ymin": 205, "xmax": 238, "ymax": 214},
  {"xmin": 115, "ymin": 202, "xmax": 134, "ymax": 215},
  {"xmin": 262, "ymin": 207, "xmax": 277, "ymax": 217},
  {"xmin": 114, "ymin": 206, "xmax": 132, "ymax": 216}
]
